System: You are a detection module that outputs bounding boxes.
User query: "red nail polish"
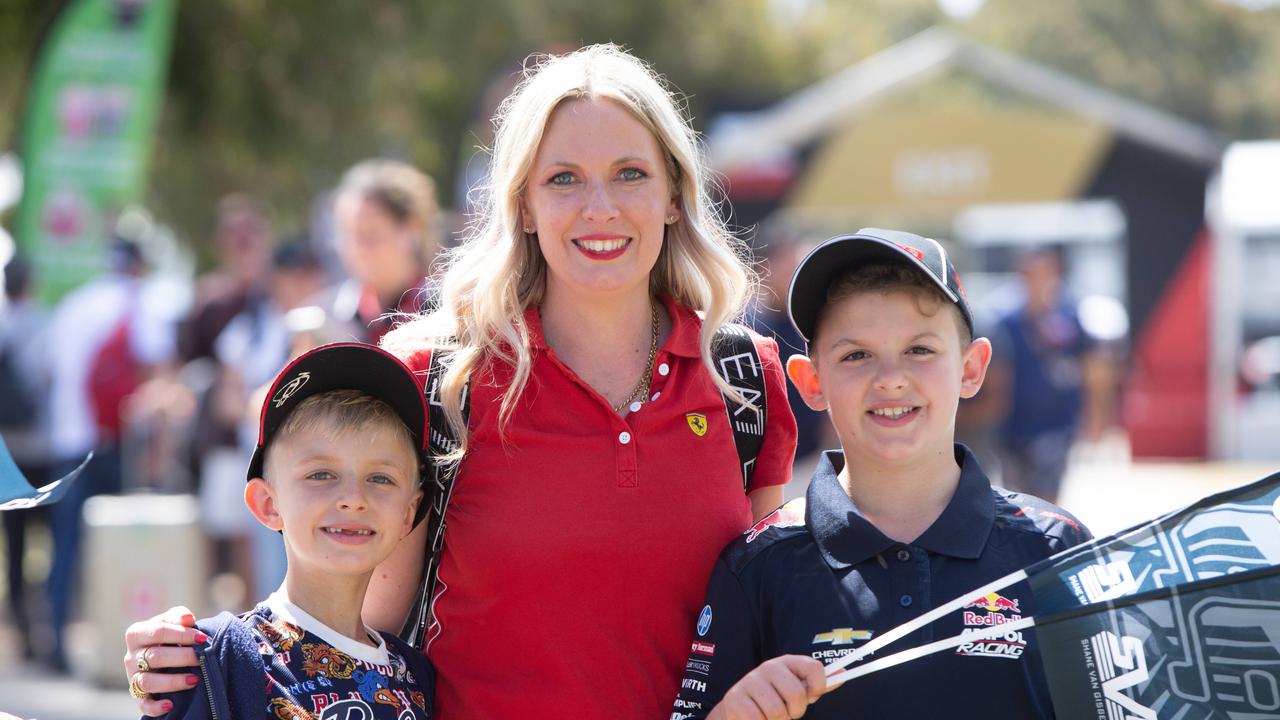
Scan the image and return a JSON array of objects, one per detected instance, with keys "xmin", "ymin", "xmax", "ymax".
[
  {"xmin": 193, "ymin": 631, "xmax": 208, "ymax": 644},
  {"xmin": 186, "ymin": 674, "xmax": 198, "ymax": 686},
  {"xmin": 162, "ymin": 701, "xmax": 174, "ymax": 712}
]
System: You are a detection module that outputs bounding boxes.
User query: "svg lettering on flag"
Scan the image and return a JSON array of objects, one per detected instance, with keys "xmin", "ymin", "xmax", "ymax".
[{"xmin": 821, "ymin": 469, "xmax": 1280, "ymax": 718}]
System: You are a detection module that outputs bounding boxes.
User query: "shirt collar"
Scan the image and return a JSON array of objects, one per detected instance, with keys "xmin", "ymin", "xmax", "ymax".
[
  {"xmin": 525, "ymin": 295, "xmax": 701, "ymax": 357},
  {"xmin": 264, "ymin": 589, "xmax": 390, "ymax": 666},
  {"xmin": 807, "ymin": 444, "xmax": 995, "ymax": 570}
]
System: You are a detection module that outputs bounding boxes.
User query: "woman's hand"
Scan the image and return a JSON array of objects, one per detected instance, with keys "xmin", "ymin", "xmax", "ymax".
[
  {"xmin": 123, "ymin": 606, "xmax": 205, "ymax": 716},
  {"xmin": 707, "ymin": 655, "xmax": 831, "ymax": 720}
]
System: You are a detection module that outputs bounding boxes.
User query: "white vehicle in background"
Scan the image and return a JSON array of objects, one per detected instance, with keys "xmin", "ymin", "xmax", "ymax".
[{"xmin": 1207, "ymin": 141, "xmax": 1280, "ymax": 460}]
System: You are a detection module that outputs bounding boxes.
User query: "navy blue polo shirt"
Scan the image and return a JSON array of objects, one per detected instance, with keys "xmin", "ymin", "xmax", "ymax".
[{"xmin": 670, "ymin": 445, "xmax": 1092, "ymax": 720}]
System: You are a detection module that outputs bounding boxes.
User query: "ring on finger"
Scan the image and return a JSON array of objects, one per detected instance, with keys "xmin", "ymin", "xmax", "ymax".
[
  {"xmin": 136, "ymin": 647, "xmax": 152, "ymax": 673},
  {"xmin": 128, "ymin": 672, "xmax": 148, "ymax": 699}
]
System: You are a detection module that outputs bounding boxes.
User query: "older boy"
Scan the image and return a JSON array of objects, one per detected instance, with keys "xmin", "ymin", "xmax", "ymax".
[
  {"xmin": 146, "ymin": 343, "xmax": 433, "ymax": 719},
  {"xmin": 671, "ymin": 229, "xmax": 1092, "ymax": 720}
]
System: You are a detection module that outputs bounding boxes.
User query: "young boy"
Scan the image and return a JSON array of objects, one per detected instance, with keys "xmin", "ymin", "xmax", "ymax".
[
  {"xmin": 670, "ymin": 229, "xmax": 1092, "ymax": 720},
  {"xmin": 153, "ymin": 343, "xmax": 433, "ymax": 719}
]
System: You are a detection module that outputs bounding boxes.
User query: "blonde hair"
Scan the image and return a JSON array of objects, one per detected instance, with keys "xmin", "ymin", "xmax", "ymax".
[
  {"xmin": 266, "ymin": 390, "xmax": 420, "ymax": 486},
  {"xmin": 336, "ymin": 159, "xmax": 441, "ymax": 268},
  {"xmin": 381, "ymin": 44, "xmax": 754, "ymax": 460}
]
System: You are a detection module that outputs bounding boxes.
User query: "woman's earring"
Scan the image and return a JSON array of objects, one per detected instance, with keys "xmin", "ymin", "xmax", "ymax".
[
  {"xmin": 524, "ymin": 227, "xmax": 535, "ymax": 234},
  {"xmin": 665, "ymin": 214, "xmax": 676, "ymax": 224}
]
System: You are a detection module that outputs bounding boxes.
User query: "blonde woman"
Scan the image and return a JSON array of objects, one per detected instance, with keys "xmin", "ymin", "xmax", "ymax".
[{"xmin": 125, "ymin": 45, "xmax": 797, "ymax": 720}]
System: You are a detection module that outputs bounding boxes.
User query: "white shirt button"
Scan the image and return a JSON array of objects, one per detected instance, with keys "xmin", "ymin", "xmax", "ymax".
[
  {"xmin": 618, "ymin": 431, "xmax": 632, "ymax": 445},
  {"xmin": 650, "ymin": 391, "xmax": 661, "ymax": 401},
  {"xmin": 658, "ymin": 363, "xmax": 670, "ymax": 376},
  {"xmin": 629, "ymin": 401, "xmax": 643, "ymax": 413}
]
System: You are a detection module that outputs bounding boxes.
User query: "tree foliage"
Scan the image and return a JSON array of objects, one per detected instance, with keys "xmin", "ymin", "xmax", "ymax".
[{"xmin": 1, "ymin": 0, "xmax": 1278, "ymax": 261}]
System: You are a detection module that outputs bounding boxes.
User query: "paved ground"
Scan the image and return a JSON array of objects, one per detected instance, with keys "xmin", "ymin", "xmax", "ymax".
[{"xmin": 1, "ymin": 442, "xmax": 1277, "ymax": 720}]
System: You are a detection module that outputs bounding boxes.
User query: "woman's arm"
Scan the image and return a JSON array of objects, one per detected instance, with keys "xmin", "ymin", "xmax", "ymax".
[
  {"xmin": 748, "ymin": 485, "xmax": 784, "ymax": 523},
  {"xmin": 362, "ymin": 516, "xmax": 429, "ymax": 633}
]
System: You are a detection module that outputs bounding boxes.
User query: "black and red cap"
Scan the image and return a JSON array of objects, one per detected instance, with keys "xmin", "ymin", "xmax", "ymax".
[
  {"xmin": 787, "ymin": 227, "xmax": 973, "ymax": 343},
  {"xmin": 246, "ymin": 343, "xmax": 429, "ymax": 499}
]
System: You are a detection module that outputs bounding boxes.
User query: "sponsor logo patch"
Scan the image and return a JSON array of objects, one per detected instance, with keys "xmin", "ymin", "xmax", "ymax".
[
  {"xmin": 812, "ymin": 628, "xmax": 873, "ymax": 646},
  {"xmin": 684, "ymin": 658, "xmax": 711, "ymax": 676},
  {"xmin": 686, "ymin": 412, "xmax": 708, "ymax": 437},
  {"xmin": 744, "ymin": 503, "xmax": 805, "ymax": 543},
  {"xmin": 893, "ymin": 242, "xmax": 926, "ymax": 262},
  {"xmin": 272, "ymin": 371, "xmax": 311, "ymax": 408},
  {"xmin": 696, "ymin": 605, "xmax": 712, "ymax": 637},
  {"xmin": 955, "ymin": 592, "xmax": 1027, "ymax": 659},
  {"xmin": 691, "ymin": 641, "xmax": 715, "ymax": 657},
  {"xmin": 962, "ymin": 592, "xmax": 1021, "ymax": 614}
]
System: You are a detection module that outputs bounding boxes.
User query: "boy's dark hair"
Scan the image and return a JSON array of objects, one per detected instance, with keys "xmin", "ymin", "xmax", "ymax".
[{"xmin": 817, "ymin": 259, "xmax": 973, "ymax": 346}]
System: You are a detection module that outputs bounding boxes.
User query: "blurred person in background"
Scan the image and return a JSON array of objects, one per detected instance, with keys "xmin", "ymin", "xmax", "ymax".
[
  {"xmin": 178, "ymin": 194, "xmax": 272, "ymax": 364},
  {"xmin": 0, "ymin": 255, "xmax": 53, "ymax": 660},
  {"xmin": 749, "ymin": 226, "xmax": 829, "ymax": 463},
  {"xmin": 199, "ymin": 233, "xmax": 326, "ymax": 604},
  {"xmin": 178, "ymin": 195, "xmax": 272, "ymax": 493},
  {"xmin": 978, "ymin": 246, "xmax": 1114, "ymax": 504},
  {"xmin": 44, "ymin": 231, "xmax": 177, "ymax": 672},
  {"xmin": 315, "ymin": 158, "xmax": 441, "ymax": 344}
]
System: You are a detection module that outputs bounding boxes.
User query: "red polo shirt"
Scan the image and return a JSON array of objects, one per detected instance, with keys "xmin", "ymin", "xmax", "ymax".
[{"xmin": 401, "ymin": 296, "xmax": 797, "ymax": 720}]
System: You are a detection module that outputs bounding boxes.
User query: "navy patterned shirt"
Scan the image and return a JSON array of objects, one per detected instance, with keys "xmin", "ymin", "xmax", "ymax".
[{"xmin": 168, "ymin": 592, "xmax": 433, "ymax": 720}]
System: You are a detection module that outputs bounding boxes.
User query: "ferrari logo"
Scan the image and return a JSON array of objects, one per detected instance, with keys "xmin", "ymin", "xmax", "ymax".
[{"xmin": 686, "ymin": 413, "xmax": 708, "ymax": 437}]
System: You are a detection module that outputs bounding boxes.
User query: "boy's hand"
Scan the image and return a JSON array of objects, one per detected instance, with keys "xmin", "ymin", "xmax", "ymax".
[
  {"xmin": 707, "ymin": 655, "xmax": 832, "ymax": 720},
  {"xmin": 123, "ymin": 606, "xmax": 204, "ymax": 716}
]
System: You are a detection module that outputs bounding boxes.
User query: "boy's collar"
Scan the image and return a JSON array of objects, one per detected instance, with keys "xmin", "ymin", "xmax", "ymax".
[
  {"xmin": 806, "ymin": 445, "xmax": 995, "ymax": 569},
  {"xmin": 264, "ymin": 589, "xmax": 391, "ymax": 667}
]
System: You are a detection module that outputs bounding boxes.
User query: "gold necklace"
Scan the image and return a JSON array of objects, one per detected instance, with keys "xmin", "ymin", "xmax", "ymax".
[{"xmin": 613, "ymin": 302, "xmax": 660, "ymax": 413}]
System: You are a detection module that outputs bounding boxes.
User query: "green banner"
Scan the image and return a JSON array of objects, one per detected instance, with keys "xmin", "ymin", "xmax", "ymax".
[{"xmin": 15, "ymin": 0, "xmax": 176, "ymax": 304}]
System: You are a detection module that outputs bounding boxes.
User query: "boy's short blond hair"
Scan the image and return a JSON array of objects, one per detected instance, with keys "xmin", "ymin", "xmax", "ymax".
[
  {"xmin": 818, "ymin": 260, "xmax": 973, "ymax": 346},
  {"xmin": 265, "ymin": 389, "xmax": 421, "ymax": 486}
]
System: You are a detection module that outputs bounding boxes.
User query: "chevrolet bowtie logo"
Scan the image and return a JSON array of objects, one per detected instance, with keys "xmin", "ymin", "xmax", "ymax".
[{"xmin": 813, "ymin": 628, "xmax": 873, "ymax": 645}]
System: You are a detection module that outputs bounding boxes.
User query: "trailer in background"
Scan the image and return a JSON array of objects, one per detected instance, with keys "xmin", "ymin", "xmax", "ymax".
[{"xmin": 1207, "ymin": 141, "xmax": 1280, "ymax": 460}]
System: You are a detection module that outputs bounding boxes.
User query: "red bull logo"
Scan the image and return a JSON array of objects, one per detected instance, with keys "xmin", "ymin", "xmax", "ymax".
[
  {"xmin": 744, "ymin": 502, "xmax": 805, "ymax": 543},
  {"xmin": 893, "ymin": 242, "xmax": 926, "ymax": 262},
  {"xmin": 962, "ymin": 592, "xmax": 1020, "ymax": 614},
  {"xmin": 957, "ymin": 591, "xmax": 1029, "ymax": 659}
]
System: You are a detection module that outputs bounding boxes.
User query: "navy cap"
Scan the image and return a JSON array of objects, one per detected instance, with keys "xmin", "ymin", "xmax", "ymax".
[
  {"xmin": 787, "ymin": 227, "xmax": 973, "ymax": 343},
  {"xmin": 246, "ymin": 343, "xmax": 430, "ymax": 524}
]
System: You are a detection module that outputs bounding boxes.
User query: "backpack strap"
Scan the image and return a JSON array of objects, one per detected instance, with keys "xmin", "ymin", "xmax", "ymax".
[
  {"xmin": 711, "ymin": 324, "xmax": 767, "ymax": 491},
  {"xmin": 400, "ymin": 349, "xmax": 468, "ymax": 650}
]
